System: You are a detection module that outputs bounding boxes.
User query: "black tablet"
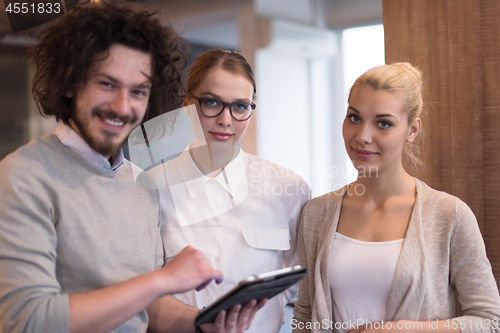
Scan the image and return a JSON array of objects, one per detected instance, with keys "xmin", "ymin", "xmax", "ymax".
[{"xmin": 194, "ymin": 265, "xmax": 306, "ymax": 326}]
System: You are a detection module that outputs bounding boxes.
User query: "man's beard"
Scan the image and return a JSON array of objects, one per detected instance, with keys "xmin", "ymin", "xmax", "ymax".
[{"xmin": 71, "ymin": 107, "xmax": 137, "ymax": 158}]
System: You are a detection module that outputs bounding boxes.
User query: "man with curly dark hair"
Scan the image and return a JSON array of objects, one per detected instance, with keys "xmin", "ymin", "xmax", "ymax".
[{"xmin": 0, "ymin": 1, "xmax": 265, "ymax": 333}]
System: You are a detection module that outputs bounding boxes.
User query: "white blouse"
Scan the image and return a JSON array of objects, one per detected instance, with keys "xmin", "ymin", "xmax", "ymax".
[
  {"xmin": 328, "ymin": 232, "xmax": 404, "ymax": 333},
  {"xmin": 149, "ymin": 146, "xmax": 310, "ymax": 333}
]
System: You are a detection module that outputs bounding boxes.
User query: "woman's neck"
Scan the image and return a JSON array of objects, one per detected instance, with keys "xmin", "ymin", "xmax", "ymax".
[
  {"xmin": 353, "ymin": 164, "xmax": 416, "ymax": 204},
  {"xmin": 190, "ymin": 143, "xmax": 239, "ymax": 177}
]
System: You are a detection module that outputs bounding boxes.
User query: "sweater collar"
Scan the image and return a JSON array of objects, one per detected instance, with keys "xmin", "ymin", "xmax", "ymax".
[{"xmin": 55, "ymin": 122, "xmax": 124, "ymax": 171}]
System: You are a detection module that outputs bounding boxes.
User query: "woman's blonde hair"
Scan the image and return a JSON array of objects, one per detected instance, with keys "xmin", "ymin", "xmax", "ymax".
[{"xmin": 348, "ymin": 62, "xmax": 425, "ymax": 175}]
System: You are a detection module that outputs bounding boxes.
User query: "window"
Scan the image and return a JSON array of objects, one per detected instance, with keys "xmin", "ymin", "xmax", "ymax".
[{"xmin": 342, "ymin": 24, "xmax": 385, "ymax": 183}]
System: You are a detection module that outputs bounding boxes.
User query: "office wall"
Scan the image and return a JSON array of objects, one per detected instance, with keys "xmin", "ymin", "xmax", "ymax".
[
  {"xmin": 0, "ymin": 57, "xmax": 30, "ymax": 160},
  {"xmin": 383, "ymin": 0, "xmax": 500, "ymax": 285}
]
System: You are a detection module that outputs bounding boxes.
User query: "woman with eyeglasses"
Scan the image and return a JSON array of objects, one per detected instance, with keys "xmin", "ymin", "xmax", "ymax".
[{"xmin": 151, "ymin": 49, "xmax": 311, "ymax": 333}]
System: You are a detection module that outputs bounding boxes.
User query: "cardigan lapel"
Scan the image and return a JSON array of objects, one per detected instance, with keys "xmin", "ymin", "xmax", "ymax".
[
  {"xmin": 385, "ymin": 179, "xmax": 428, "ymax": 321},
  {"xmin": 312, "ymin": 186, "xmax": 348, "ymax": 332}
]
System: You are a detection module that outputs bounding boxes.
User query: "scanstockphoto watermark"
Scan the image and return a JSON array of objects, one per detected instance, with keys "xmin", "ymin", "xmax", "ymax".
[
  {"xmin": 248, "ymin": 162, "xmax": 378, "ymax": 197},
  {"xmin": 249, "ymin": 179, "xmax": 310, "ymax": 197},
  {"xmin": 290, "ymin": 319, "xmax": 499, "ymax": 330},
  {"xmin": 290, "ymin": 319, "xmax": 423, "ymax": 331},
  {"xmin": 249, "ymin": 178, "xmax": 367, "ymax": 197},
  {"xmin": 249, "ymin": 162, "xmax": 379, "ymax": 181}
]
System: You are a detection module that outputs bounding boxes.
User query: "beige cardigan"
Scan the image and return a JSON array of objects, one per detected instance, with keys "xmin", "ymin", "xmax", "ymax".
[{"xmin": 293, "ymin": 179, "xmax": 500, "ymax": 333}]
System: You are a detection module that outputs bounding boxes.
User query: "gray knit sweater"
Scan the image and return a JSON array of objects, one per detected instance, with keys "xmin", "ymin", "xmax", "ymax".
[
  {"xmin": 293, "ymin": 179, "xmax": 500, "ymax": 333},
  {"xmin": 0, "ymin": 135, "xmax": 163, "ymax": 333}
]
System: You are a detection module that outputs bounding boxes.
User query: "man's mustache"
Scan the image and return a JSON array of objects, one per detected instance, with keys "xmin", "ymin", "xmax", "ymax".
[{"xmin": 92, "ymin": 108, "xmax": 138, "ymax": 124}]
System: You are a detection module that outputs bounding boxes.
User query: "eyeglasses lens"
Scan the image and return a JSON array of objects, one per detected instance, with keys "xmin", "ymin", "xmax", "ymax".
[{"xmin": 200, "ymin": 98, "xmax": 253, "ymax": 121}]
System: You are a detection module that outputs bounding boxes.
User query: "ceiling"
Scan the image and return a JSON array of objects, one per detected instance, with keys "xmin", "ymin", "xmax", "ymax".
[
  {"xmin": 148, "ymin": 0, "xmax": 382, "ymax": 50},
  {"xmin": 0, "ymin": 0, "xmax": 383, "ymax": 56},
  {"xmin": 147, "ymin": 0, "xmax": 383, "ymax": 29}
]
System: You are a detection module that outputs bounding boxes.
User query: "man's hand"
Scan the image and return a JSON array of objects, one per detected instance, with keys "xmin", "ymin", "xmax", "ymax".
[
  {"xmin": 201, "ymin": 299, "xmax": 268, "ymax": 333},
  {"xmin": 158, "ymin": 246, "xmax": 224, "ymax": 295}
]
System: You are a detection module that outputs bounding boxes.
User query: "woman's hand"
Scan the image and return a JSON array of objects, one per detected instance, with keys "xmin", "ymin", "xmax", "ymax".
[{"xmin": 200, "ymin": 299, "xmax": 268, "ymax": 333}]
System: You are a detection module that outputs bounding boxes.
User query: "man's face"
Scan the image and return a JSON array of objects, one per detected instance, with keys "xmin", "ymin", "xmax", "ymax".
[{"xmin": 68, "ymin": 44, "xmax": 152, "ymax": 159}]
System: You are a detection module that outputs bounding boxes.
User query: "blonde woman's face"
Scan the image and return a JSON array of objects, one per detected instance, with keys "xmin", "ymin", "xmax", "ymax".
[{"xmin": 342, "ymin": 85, "xmax": 419, "ymax": 174}]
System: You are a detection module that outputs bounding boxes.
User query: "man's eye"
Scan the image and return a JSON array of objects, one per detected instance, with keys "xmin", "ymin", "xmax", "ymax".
[
  {"xmin": 133, "ymin": 90, "xmax": 148, "ymax": 97},
  {"xmin": 100, "ymin": 81, "xmax": 113, "ymax": 88}
]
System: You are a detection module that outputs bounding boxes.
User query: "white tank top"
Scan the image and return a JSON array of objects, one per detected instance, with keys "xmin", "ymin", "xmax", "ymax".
[{"xmin": 328, "ymin": 232, "xmax": 404, "ymax": 333}]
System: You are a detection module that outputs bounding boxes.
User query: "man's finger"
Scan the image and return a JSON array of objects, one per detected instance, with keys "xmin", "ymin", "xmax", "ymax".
[
  {"xmin": 215, "ymin": 275, "xmax": 224, "ymax": 284},
  {"xmin": 195, "ymin": 269, "xmax": 224, "ymax": 291},
  {"xmin": 213, "ymin": 270, "xmax": 224, "ymax": 284},
  {"xmin": 195, "ymin": 279, "xmax": 213, "ymax": 291}
]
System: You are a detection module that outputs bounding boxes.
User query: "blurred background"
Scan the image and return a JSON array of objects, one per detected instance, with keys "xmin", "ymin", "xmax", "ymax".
[{"xmin": 0, "ymin": 0, "xmax": 384, "ymax": 199}]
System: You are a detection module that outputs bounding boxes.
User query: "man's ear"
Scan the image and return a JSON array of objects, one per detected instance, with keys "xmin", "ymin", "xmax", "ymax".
[
  {"xmin": 407, "ymin": 117, "xmax": 422, "ymax": 143},
  {"xmin": 66, "ymin": 90, "xmax": 75, "ymax": 98}
]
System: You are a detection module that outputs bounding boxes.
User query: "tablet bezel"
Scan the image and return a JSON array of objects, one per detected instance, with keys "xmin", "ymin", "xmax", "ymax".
[{"xmin": 194, "ymin": 265, "xmax": 306, "ymax": 326}]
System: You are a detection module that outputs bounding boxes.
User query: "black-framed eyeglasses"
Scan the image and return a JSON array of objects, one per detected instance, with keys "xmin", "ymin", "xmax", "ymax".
[{"xmin": 194, "ymin": 96, "xmax": 256, "ymax": 121}]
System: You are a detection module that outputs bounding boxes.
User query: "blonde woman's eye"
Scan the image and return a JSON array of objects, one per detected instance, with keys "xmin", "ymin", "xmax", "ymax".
[{"xmin": 379, "ymin": 121, "xmax": 392, "ymax": 128}]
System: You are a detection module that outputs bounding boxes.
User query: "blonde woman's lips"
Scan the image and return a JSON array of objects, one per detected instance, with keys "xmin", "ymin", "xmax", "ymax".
[{"xmin": 352, "ymin": 147, "xmax": 377, "ymax": 159}]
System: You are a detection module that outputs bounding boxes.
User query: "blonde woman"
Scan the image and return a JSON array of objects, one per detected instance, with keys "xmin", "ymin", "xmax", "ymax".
[{"xmin": 293, "ymin": 63, "xmax": 500, "ymax": 333}]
